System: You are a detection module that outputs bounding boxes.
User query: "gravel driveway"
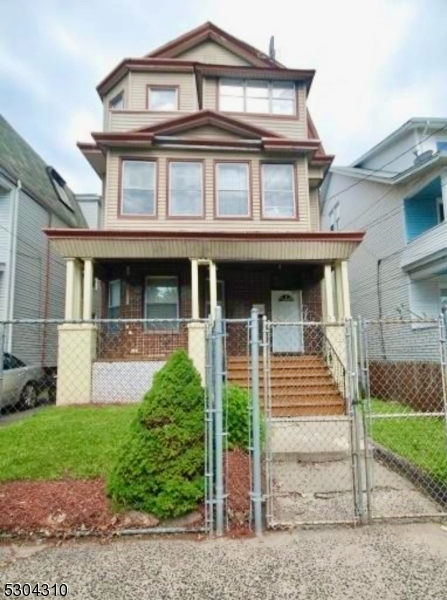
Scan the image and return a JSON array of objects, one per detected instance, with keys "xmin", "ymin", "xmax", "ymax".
[{"xmin": 1, "ymin": 523, "xmax": 447, "ymax": 599}]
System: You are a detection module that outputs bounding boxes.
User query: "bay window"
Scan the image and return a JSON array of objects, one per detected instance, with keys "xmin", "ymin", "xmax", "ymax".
[
  {"xmin": 121, "ymin": 160, "xmax": 156, "ymax": 216},
  {"xmin": 169, "ymin": 162, "xmax": 203, "ymax": 216},
  {"xmin": 261, "ymin": 164, "xmax": 296, "ymax": 218},
  {"xmin": 216, "ymin": 163, "xmax": 250, "ymax": 217},
  {"xmin": 220, "ymin": 79, "xmax": 295, "ymax": 115}
]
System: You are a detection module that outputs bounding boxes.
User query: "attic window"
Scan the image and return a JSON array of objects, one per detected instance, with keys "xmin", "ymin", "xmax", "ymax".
[{"xmin": 47, "ymin": 167, "xmax": 74, "ymax": 211}]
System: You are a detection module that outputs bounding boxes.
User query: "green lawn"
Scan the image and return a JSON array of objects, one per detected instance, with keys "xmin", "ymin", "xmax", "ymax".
[
  {"xmin": 0, "ymin": 405, "xmax": 137, "ymax": 482},
  {"xmin": 370, "ymin": 399, "xmax": 447, "ymax": 484}
]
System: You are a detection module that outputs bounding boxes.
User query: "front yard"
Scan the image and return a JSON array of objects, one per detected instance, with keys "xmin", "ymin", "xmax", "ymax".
[
  {"xmin": 370, "ymin": 399, "xmax": 447, "ymax": 484},
  {"xmin": 0, "ymin": 405, "xmax": 137, "ymax": 482}
]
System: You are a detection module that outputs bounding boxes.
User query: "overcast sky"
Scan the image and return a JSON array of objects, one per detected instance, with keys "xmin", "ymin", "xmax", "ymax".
[{"xmin": 1, "ymin": 0, "xmax": 447, "ymax": 194}]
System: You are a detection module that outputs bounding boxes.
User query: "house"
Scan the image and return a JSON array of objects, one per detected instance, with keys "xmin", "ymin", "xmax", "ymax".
[
  {"xmin": 45, "ymin": 22, "xmax": 364, "ymax": 407},
  {"xmin": 0, "ymin": 115, "xmax": 86, "ymax": 367},
  {"xmin": 321, "ymin": 118, "xmax": 447, "ymax": 357}
]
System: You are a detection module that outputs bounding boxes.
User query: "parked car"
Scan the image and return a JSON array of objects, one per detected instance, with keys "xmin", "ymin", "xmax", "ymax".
[{"xmin": 0, "ymin": 353, "xmax": 45, "ymax": 410}]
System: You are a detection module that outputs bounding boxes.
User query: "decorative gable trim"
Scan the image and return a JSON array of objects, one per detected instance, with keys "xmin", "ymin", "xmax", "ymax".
[{"xmin": 146, "ymin": 22, "xmax": 283, "ymax": 69}]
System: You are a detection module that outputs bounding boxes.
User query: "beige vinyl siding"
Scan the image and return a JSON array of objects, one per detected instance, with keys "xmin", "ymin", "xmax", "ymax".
[
  {"xmin": 103, "ymin": 76, "xmax": 130, "ymax": 130},
  {"xmin": 110, "ymin": 110, "xmax": 190, "ymax": 132},
  {"xmin": 176, "ymin": 40, "xmax": 252, "ymax": 66},
  {"xmin": 105, "ymin": 148, "xmax": 311, "ymax": 233},
  {"xmin": 202, "ymin": 78, "xmax": 306, "ymax": 138},
  {"xmin": 173, "ymin": 125, "xmax": 243, "ymax": 139},
  {"xmin": 309, "ymin": 188, "xmax": 320, "ymax": 230},
  {"xmin": 130, "ymin": 72, "xmax": 197, "ymax": 111}
]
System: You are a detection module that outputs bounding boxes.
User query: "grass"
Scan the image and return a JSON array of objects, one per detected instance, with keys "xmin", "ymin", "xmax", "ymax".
[
  {"xmin": 370, "ymin": 399, "xmax": 447, "ymax": 484},
  {"xmin": 0, "ymin": 405, "xmax": 137, "ymax": 482}
]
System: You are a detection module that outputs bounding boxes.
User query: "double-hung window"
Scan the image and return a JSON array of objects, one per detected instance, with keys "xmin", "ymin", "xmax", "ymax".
[
  {"xmin": 121, "ymin": 160, "xmax": 156, "ymax": 216},
  {"xmin": 145, "ymin": 277, "xmax": 179, "ymax": 330},
  {"xmin": 261, "ymin": 164, "xmax": 296, "ymax": 218},
  {"xmin": 216, "ymin": 163, "xmax": 249, "ymax": 217},
  {"xmin": 108, "ymin": 280, "xmax": 121, "ymax": 332},
  {"xmin": 220, "ymin": 79, "xmax": 295, "ymax": 115},
  {"xmin": 169, "ymin": 162, "xmax": 203, "ymax": 216},
  {"xmin": 148, "ymin": 87, "xmax": 178, "ymax": 111}
]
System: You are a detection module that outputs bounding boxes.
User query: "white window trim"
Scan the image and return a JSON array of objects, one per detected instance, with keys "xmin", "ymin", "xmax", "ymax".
[
  {"xmin": 147, "ymin": 86, "xmax": 179, "ymax": 111},
  {"xmin": 109, "ymin": 90, "xmax": 125, "ymax": 110},
  {"xmin": 215, "ymin": 162, "xmax": 250, "ymax": 218},
  {"xmin": 144, "ymin": 276, "xmax": 180, "ymax": 331},
  {"xmin": 219, "ymin": 79, "xmax": 296, "ymax": 116},
  {"xmin": 121, "ymin": 160, "xmax": 157, "ymax": 217},
  {"xmin": 168, "ymin": 162, "xmax": 204, "ymax": 217},
  {"xmin": 261, "ymin": 163, "xmax": 297, "ymax": 219}
]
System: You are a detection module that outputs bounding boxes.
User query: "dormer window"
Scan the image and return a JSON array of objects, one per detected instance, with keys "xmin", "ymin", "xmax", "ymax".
[
  {"xmin": 220, "ymin": 79, "xmax": 296, "ymax": 116},
  {"xmin": 148, "ymin": 87, "xmax": 178, "ymax": 111},
  {"xmin": 47, "ymin": 167, "xmax": 74, "ymax": 212},
  {"xmin": 109, "ymin": 91, "xmax": 124, "ymax": 110}
]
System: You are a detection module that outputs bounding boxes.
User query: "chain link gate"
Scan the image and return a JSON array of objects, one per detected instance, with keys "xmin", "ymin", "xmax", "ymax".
[{"xmin": 358, "ymin": 316, "xmax": 447, "ymax": 522}]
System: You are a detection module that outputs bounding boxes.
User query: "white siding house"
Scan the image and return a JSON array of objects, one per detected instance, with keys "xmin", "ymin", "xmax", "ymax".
[{"xmin": 321, "ymin": 118, "xmax": 447, "ymax": 357}]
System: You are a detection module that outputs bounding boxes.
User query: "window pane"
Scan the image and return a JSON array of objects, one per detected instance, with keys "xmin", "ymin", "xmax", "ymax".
[
  {"xmin": 149, "ymin": 88, "xmax": 177, "ymax": 111},
  {"xmin": 264, "ymin": 191, "xmax": 295, "ymax": 217},
  {"xmin": 171, "ymin": 162, "xmax": 201, "ymax": 190},
  {"xmin": 218, "ymin": 191, "xmax": 248, "ymax": 216},
  {"xmin": 109, "ymin": 281, "xmax": 120, "ymax": 308},
  {"xmin": 146, "ymin": 278, "xmax": 179, "ymax": 304},
  {"xmin": 246, "ymin": 97, "xmax": 269, "ymax": 113},
  {"xmin": 122, "ymin": 190, "xmax": 154, "ymax": 215},
  {"xmin": 263, "ymin": 164, "xmax": 294, "ymax": 191},
  {"xmin": 220, "ymin": 95, "xmax": 244, "ymax": 112},
  {"xmin": 272, "ymin": 98, "xmax": 295, "ymax": 115},
  {"xmin": 220, "ymin": 79, "xmax": 244, "ymax": 96},
  {"xmin": 246, "ymin": 80, "xmax": 269, "ymax": 98},
  {"xmin": 110, "ymin": 92, "xmax": 124, "ymax": 109},
  {"xmin": 272, "ymin": 82, "xmax": 295, "ymax": 99},
  {"xmin": 170, "ymin": 190, "xmax": 202, "ymax": 215},
  {"xmin": 123, "ymin": 161, "xmax": 155, "ymax": 190},
  {"xmin": 218, "ymin": 164, "xmax": 248, "ymax": 191}
]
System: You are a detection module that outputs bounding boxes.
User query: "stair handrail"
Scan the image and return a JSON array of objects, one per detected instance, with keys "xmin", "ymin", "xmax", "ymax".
[{"xmin": 322, "ymin": 329, "xmax": 347, "ymax": 399}]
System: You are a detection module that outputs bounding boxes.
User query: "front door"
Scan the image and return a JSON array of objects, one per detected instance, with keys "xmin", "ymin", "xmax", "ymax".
[{"xmin": 271, "ymin": 290, "xmax": 303, "ymax": 353}]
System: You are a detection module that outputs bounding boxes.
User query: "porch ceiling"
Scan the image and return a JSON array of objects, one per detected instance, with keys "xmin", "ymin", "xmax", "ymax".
[{"xmin": 44, "ymin": 230, "xmax": 364, "ymax": 262}]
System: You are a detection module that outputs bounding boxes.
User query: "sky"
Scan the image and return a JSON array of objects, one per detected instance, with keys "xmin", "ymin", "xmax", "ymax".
[{"xmin": 1, "ymin": 0, "xmax": 447, "ymax": 194}]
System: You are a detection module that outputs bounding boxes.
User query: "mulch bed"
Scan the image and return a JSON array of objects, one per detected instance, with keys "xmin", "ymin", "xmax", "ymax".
[{"xmin": 0, "ymin": 449, "xmax": 252, "ymax": 537}]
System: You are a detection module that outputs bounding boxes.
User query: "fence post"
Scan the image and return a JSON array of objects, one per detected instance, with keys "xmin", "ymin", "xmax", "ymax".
[
  {"xmin": 357, "ymin": 317, "xmax": 372, "ymax": 520},
  {"xmin": 439, "ymin": 314, "xmax": 447, "ymax": 451},
  {"xmin": 250, "ymin": 308, "xmax": 263, "ymax": 536},
  {"xmin": 213, "ymin": 306, "xmax": 225, "ymax": 536},
  {"xmin": 204, "ymin": 317, "xmax": 214, "ymax": 535},
  {"xmin": 0, "ymin": 324, "xmax": 4, "ymax": 405}
]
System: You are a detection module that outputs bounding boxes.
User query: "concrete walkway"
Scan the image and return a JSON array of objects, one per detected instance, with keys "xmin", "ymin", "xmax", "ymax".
[{"xmin": 1, "ymin": 523, "xmax": 447, "ymax": 599}]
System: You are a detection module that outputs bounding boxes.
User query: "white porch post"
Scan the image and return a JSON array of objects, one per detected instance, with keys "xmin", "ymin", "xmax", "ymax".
[
  {"xmin": 64, "ymin": 258, "xmax": 76, "ymax": 320},
  {"xmin": 335, "ymin": 262, "xmax": 344, "ymax": 320},
  {"xmin": 209, "ymin": 260, "xmax": 217, "ymax": 317},
  {"xmin": 72, "ymin": 260, "xmax": 83, "ymax": 319},
  {"xmin": 191, "ymin": 259, "xmax": 199, "ymax": 319},
  {"xmin": 341, "ymin": 260, "xmax": 351, "ymax": 319},
  {"xmin": 82, "ymin": 259, "xmax": 94, "ymax": 320},
  {"xmin": 324, "ymin": 264, "xmax": 335, "ymax": 322},
  {"xmin": 441, "ymin": 168, "xmax": 447, "ymax": 221}
]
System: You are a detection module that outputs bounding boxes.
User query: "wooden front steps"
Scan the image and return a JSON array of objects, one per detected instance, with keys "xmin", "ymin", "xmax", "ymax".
[{"xmin": 227, "ymin": 355, "xmax": 345, "ymax": 417}]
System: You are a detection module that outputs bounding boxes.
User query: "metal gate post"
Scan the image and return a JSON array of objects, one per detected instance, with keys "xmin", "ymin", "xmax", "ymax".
[
  {"xmin": 213, "ymin": 306, "xmax": 225, "ymax": 536},
  {"xmin": 261, "ymin": 315, "xmax": 273, "ymax": 528},
  {"xmin": 250, "ymin": 308, "xmax": 263, "ymax": 536},
  {"xmin": 439, "ymin": 315, "xmax": 447, "ymax": 453},
  {"xmin": 204, "ymin": 318, "xmax": 215, "ymax": 535},
  {"xmin": 357, "ymin": 316, "xmax": 372, "ymax": 520}
]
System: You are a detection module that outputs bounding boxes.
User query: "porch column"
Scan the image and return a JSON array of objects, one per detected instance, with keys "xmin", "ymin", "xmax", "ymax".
[
  {"xmin": 441, "ymin": 168, "xmax": 447, "ymax": 221},
  {"xmin": 209, "ymin": 260, "xmax": 217, "ymax": 318},
  {"xmin": 72, "ymin": 260, "xmax": 82, "ymax": 319},
  {"xmin": 190, "ymin": 259, "xmax": 199, "ymax": 319},
  {"xmin": 341, "ymin": 260, "xmax": 351, "ymax": 318},
  {"xmin": 64, "ymin": 258, "xmax": 76, "ymax": 320},
  {"xmin": 324, "ymin": 264, "xmax": 335, "ymax": 322},
  {"xmin": 335, "ymin": 262, "xmax": 344, "ymax": 320},
  {"xmin": 82, "ymin": 259, "xmax": 94, "ymax": 320}
]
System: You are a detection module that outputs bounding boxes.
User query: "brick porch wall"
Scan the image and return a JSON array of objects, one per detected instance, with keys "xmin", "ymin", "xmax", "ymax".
[{"xmin": 97, "ymin": 261, "xmax": 323, "ymax": 359}]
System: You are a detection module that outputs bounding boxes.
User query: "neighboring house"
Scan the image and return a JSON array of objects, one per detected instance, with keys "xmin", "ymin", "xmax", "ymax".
[
  {"xmin": 46, "ymin": 22, "xmax": 363, "ymax": 405},
  {"xmin": 76, "ymin": 193, "xmax": 102, "ymax": 229},
  {"xmin": 321, "ymin": 118, "xmax": 447, "ymax": 357},
  {"xmin": 0, "ymin": 115, "xmax": 86, "ymax": 366}
]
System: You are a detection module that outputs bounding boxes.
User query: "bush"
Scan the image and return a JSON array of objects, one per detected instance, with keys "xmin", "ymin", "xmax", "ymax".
[
  {"xmin": 107, "ymin": 350, "xmax": 205, "ymax": 519},
  {"xmin": 225, "ymin": 385, "xmax": 251, "ymax": 450}
]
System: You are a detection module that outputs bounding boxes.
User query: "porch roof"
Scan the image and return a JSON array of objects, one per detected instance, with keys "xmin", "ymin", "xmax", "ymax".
[{"xmin": 44, "ymin": 229, "xmax": 364, "ymax": 262}]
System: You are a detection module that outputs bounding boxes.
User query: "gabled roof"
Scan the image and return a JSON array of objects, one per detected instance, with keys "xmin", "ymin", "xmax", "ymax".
[
  {"xmin": 0, "ymin": 116, "xmax": 86, "ymax": 228},
  {"xmin": 146, "ymin": 21, "xmax": 283, "ymax": 68}
]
